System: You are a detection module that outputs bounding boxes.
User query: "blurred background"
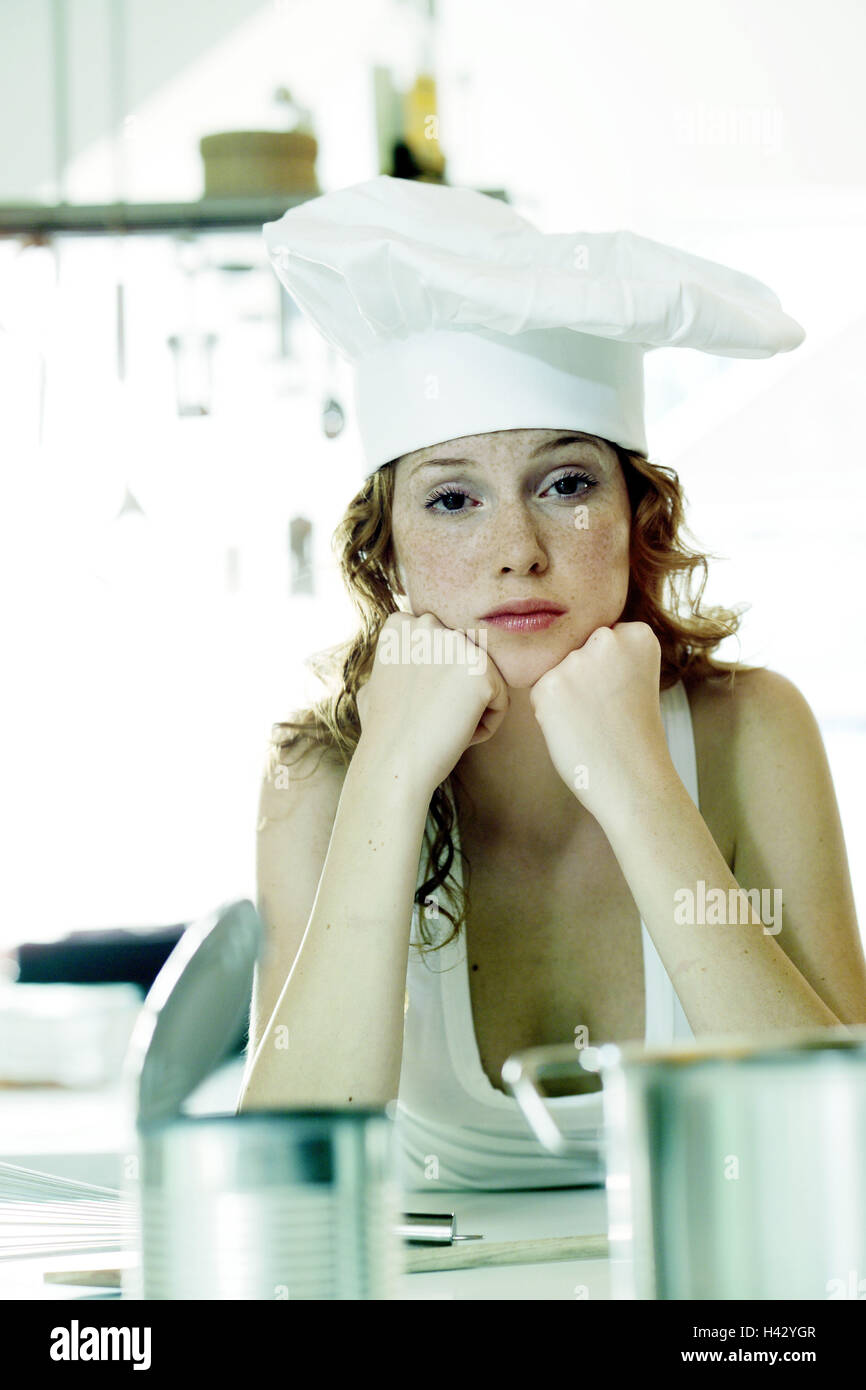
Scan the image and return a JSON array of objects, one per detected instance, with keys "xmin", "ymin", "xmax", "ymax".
[{"xmin": 0, "ymin": 0, "xmax": 864, "ymax": 1019}]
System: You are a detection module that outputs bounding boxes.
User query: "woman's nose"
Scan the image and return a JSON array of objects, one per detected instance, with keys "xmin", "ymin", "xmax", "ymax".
[{"xmin": 490, "ymin": 503, "xmax": 548, "ymax": 574}]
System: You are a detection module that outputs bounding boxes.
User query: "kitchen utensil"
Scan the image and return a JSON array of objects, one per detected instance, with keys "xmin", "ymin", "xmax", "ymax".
[
  {"xmin": 395, "ymin": 1212, "xmax": 481, "ymax": 1244},
  {"xmin": 503, "ymin": 1025, "xmax": 866, "ymax": 1299}
]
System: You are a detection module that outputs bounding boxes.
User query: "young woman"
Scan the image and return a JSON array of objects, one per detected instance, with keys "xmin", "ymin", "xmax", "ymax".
[
  {"xmin": 238, "ymin": 424, "xmax": 866, "ymax": 1136},
  {"xmin": 238, "ymin": 172, "xmax": 866, "ymax": 1188}
]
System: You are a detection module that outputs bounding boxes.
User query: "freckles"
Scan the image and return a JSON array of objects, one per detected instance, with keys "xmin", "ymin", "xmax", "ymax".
[
  {"xmin": 399, "ymin": 508, "xmax": 484, "ymax": 571},
  {"xmin": 568, "ymin": 515, "xmax": 629, "ymax": 572},
  {"xmin": 394, "ymin": 520, "xmax": 468, "ymax": 598},
  {"xmin": 394, "ymin": 494, "xmax": 630, "ymax": 601},
  {"xmin": 403, "ymin": 528, "xmax": 458, "ymax": 573}
]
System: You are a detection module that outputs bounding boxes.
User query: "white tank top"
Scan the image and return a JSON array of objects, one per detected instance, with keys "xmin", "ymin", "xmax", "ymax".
[{"xmin": 390, "ymin": 680, "xmax": 698, "ymax": 1191}]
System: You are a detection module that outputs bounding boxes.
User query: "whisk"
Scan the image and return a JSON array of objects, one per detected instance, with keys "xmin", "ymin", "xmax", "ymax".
[
  {"xmin": 0, "ymin": 1159, "xmax": 136, "ymax": 1259},
  {"xmin": 0, "ymin": 899, "xmax": 261, "ymax": 1266}
]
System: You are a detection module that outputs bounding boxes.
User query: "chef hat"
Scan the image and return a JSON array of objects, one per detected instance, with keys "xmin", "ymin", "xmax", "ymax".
[{"xmin": 262, "ymin": 174, "xmax": 804, "ymax": 474}]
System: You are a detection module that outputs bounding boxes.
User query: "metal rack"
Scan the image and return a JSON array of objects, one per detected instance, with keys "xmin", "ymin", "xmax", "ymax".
[
  {"xmin": 0, "ymin": 189, "xmax": 507, "ymax": 238},
  {"xmin": 0, "ymin": 197, "xmax": 311, "ymax": 238}
]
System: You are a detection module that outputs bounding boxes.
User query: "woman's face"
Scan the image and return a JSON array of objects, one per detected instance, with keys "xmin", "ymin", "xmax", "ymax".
[{"xmin": 390, "ymin": 428, "xmax": 632, "ymax": 690}]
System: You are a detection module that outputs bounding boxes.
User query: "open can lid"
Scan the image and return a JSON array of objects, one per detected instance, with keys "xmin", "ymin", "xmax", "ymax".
[{"xmin": 122, "ymin": 899, "xmax": 263, "ymax": 1127}]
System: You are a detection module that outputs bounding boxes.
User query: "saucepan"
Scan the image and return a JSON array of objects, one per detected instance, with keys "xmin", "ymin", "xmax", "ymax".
[{"xmin": 502, "ymin": 1026, "xmax": 866, "ymax": 1299}]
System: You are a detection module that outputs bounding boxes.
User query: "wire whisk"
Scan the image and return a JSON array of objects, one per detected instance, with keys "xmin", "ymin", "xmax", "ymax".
[{"xmin": 0, "ymin": 1160, "xmax": 135, "ymax": 1259}]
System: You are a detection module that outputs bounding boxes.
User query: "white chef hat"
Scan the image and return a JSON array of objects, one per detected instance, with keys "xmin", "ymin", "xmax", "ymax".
[{"xmin": 262, "ymin": 174, "xmax": 804, "ymax": 475}]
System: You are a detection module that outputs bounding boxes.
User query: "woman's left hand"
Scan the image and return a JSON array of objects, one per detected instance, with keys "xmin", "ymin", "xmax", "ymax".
[{"xmin": 529, "ymin": 621, "xmax": 675, "ymax": 825}]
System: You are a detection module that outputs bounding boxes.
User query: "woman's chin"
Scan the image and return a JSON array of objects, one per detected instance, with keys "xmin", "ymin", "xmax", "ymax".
[{"xmin": 490, "ymin": 649, "xmax": 568, "ymax": 690}]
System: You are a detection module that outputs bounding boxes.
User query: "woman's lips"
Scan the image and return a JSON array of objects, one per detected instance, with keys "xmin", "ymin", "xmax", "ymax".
[{"xmin": 482, "ymin": 611, "xmax": 564, "ymax": 632}]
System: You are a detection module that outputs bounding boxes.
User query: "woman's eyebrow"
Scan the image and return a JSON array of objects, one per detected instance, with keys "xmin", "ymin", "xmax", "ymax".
[
  {"xmin": 408, "ymin": 434, "xmax": 605, "ymax": 480},
  {"xmin": 530, "ymin": 433, "xmax": 605, "ymax": 458}
]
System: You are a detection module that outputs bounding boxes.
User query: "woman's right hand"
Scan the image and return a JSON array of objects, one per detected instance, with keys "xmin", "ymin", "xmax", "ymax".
[{"xmin": 354, "ymin": 612, "xmax": 509, "ymax": 796}]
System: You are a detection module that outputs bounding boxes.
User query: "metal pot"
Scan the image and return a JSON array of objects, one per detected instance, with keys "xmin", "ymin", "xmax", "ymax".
[{"xmin": 503, "ymin": 1025, "xmax": 866, "ymax": 1300}]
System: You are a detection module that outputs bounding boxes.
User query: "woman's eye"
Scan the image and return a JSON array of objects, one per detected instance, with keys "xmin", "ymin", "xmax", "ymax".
[
  {"xmin": 424, "ymin": 488, "xmax": 474, "ymax": 512},
  {"xmin": 541, "ymin": 470, "xmax": 597, "ymax": 499}
]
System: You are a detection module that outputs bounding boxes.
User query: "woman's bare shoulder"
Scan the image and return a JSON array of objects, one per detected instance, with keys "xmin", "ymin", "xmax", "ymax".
[
  {"xmin": 259, "ymin": 733, "xmax": 348, "ymax": 827},
  {"xmin": 685, "ymin": 664, "xmax": 812, "ymax": 738},
  {"xmin": 681, "ymin": 665, "xmax": 808, "ymax": 866}
]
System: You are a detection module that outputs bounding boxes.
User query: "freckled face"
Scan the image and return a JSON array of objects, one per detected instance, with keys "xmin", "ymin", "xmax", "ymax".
[{"xmin": 390, "ymin": 428, "xmax": 633, "ymax": 690}]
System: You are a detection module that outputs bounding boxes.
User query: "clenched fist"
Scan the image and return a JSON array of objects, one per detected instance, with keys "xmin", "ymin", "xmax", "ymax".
[{"xmin": 529, "ymin": 622, "xmax": 674, "ymax": 825}]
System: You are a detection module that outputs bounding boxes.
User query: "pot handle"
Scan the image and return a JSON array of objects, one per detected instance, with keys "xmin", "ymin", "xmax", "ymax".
[{"xmin": 500, "ymin": 1043, "xmax": 608, "ymax": 1160}]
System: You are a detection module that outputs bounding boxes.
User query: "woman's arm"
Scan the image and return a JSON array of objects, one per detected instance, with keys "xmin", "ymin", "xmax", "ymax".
[
  {"xmin": 238, "ymin": 738, "xmax": 432, "ymax": 1111},
  {"xmin": 239, "ymin": 613, "xmax": 509, "ymax": 1110},
  {"xmin": 531, "ymin": 626, "xmax": 866, "ymax": 1036},
  {"xmin": 721, "ymin": 669, "xmax": 866, "ymax": 1028},
  {"xmin": 599, "ymin": 694, "xmax": 859, "ymax": 1037}
]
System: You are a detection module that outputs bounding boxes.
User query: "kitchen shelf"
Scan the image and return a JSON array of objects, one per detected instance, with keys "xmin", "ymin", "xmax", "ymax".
[
  {"xmin": 0, "ymin": 188, "xmax": 508, "ymax": 238},
  {"xmin": 0, "ymin": 196, "xmax": 311, "ymax": 237}
]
